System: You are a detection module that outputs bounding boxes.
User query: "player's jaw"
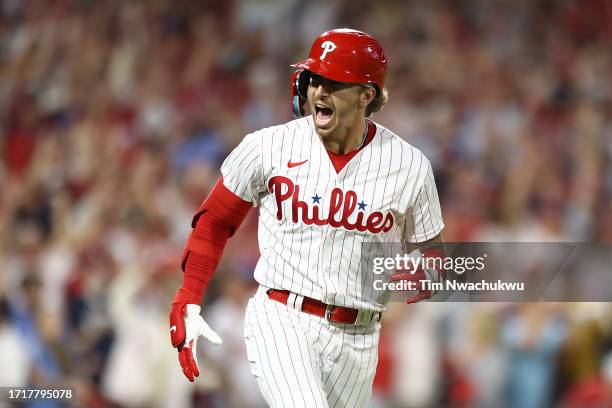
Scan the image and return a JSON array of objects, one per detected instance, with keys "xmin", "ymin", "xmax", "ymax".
[
  {"xmin": 311, "ymin": 101, "xmax": 358, "ymax": 140},
  {"xmin": 309, "ymin": 94, "xmax": 360, "ymax": 139}
]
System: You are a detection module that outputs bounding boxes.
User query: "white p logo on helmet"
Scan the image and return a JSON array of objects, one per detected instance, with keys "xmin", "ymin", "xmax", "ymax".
[{"xmin": 320, "ymin": 41, "xmax": 337, "ymax": 61}]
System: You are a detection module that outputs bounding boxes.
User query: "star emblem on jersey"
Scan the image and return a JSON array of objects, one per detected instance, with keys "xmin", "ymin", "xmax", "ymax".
[
  {"xmin": 287, "ymin": 159, "xmax": 308, "ymax": 168},
  {"xmin": 357, "ymin": 201, "xmax": 367, "ymax": 210},
  {"xmin": 312, "ymin": 194, "xmax": 321, "ymax": 204}
]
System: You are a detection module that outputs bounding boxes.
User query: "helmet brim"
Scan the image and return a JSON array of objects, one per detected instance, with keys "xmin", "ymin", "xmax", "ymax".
[{"xmin": 291, "ymin": 58, "xmax": 372, "ymax": 85}]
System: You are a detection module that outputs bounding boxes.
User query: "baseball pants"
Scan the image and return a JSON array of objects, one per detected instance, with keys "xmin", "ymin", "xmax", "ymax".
[{"xmin": 243, "ymin": 286, "xmax": 380, "ymax": 408}]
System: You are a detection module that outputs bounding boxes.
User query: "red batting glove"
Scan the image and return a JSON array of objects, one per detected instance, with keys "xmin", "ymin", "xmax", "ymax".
[
  {"xmin": 389, "ymin": 248, "xmax": 445, "ymax": 304},
  {"xmin": 390, "ymin": 267, "xmax": 432, "ymax": 304},
  {"xmin": 170, "ymin": 289, "xmax": 222, "ymax": 382}
]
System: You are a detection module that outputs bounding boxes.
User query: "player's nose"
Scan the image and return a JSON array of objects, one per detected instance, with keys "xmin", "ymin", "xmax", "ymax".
[{"xmin": 313, "ymin": 84, "xmax": 330, "ymax": 99}]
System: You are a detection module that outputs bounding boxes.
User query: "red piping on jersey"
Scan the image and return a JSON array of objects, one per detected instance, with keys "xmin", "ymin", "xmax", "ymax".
[
  {"xmin": 174, "ymin": 177, "xmax": 252, "ymax": 303},
  {"xmin": 326, "ymin": 119, "xmax": 376, "ymax": 173}
]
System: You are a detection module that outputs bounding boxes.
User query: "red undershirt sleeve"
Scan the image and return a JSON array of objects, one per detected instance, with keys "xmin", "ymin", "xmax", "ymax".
[{"xmin": 175, "ymin": 177, "xmax": 253, "ymax": 304}]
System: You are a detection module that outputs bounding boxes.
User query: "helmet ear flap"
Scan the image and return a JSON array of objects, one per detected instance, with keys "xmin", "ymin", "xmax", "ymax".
[
  {"xmin": 291, "ymin": 70, "xmax": 311, "ymax": 118},
  {"xmin": 296, "ymin": 70, "xmax": 310, "ymax": 98}
]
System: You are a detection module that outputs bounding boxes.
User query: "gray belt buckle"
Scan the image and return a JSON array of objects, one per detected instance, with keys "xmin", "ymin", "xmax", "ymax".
[{"xmin": 354, "ymin": 309, "xmax": 381, "ymax": 326}]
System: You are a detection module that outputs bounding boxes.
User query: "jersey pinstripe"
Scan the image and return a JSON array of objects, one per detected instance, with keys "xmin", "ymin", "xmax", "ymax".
[{"xmin": 221, "ymin": 116, "xmax": 444, "ymax": 312}]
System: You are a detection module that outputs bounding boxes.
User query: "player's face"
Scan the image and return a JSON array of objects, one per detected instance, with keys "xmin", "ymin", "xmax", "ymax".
[{"xmin": 307, "ymin": 73, "xmax": 371, "ymax": 137}]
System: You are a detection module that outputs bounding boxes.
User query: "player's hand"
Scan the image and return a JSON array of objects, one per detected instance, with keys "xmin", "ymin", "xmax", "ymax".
[
  {"xmin": 169, "ymin": 303, "xmax": 223, "ymax": 382},
  {"xmin": 390, "ymin": 267, "xmax": 432, "ymax": 304},
  {"xmin": 389, "ymin": 249, "xmax": 445, "ymax": 304}
]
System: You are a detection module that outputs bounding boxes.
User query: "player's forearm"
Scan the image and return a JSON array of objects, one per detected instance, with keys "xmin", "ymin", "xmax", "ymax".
[
  {"xmin": 416, "ymin": 233, "xmax": 446, "ymax": 275},
  {"xmin": 405, "ymin": 232, "xmax": 444, "ymax": 253},
  {"xmin": 176, "ymin": 177, "xmax": 252, "ymax": 303},
  {"xmin": 404, "ymin": 233, "xmax": 446, "ymax": 264},
  {"xmin": 181, "ymin": 219, "xmax": 232, "ymax": 300}
]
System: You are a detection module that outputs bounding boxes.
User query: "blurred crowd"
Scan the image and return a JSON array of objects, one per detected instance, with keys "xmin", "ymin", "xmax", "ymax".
[{"xmin": 1, "ymin": 0, "xmax": 612, "ymax": 407}]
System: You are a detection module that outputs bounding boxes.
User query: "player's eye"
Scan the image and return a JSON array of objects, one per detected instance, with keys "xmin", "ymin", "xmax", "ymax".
[{"xmin": 309, "ymin": 74, "xmax": 345, "ymax": 90}]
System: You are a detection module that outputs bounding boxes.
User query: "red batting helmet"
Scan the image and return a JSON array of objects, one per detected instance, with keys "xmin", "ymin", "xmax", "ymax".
[{"xmin": 290, "ymin": 28, "xmax": 387, "ymax": 117}]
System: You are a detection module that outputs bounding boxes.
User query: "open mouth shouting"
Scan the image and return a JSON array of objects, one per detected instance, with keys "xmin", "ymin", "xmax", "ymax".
[{"xmin": 314, "ymin": 103, "xmax": 334, "ymax": 127}]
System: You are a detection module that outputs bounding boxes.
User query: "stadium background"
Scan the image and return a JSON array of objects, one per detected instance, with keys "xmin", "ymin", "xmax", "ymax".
[{"xmin": 1, "ymin": 0, "xmax": 612, "ymax": 407}]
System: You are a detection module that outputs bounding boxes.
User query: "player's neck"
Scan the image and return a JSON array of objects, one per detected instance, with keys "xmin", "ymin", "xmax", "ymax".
[{"xmin": 319, "ymin": 117, "xmax": 368, "ymax": 155}]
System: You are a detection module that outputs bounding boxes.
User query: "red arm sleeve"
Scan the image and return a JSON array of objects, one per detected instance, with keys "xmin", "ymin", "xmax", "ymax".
[{"xmin": 173, "ymin": 177, "xmax": 253, "ymax": 304}]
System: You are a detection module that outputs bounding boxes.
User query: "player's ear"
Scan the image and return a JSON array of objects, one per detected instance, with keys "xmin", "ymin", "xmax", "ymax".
[{"xmin": 358, "ymin": 86, "xmax": 376, "ymax": 110}]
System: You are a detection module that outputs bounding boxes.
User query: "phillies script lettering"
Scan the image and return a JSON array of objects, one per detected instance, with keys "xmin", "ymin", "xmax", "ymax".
[{"xmin": 268, "ymin": 176, "xmax": 394, "ymax": 234}]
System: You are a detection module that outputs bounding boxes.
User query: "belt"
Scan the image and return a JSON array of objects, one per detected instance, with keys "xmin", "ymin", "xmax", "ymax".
[{"xmin": 266, "ymin": 289, "xmax": 381, "ymax": 326}]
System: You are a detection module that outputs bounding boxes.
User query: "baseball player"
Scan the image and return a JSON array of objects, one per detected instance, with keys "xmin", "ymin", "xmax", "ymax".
[{"xmin": 169, "ymin": 28, "xmax": 445, "ymax": 407}]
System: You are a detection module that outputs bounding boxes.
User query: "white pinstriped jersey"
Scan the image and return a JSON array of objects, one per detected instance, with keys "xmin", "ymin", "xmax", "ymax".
[{"xmin": 221, "ymin": 116, "xmax": 444, "ymax": 312}]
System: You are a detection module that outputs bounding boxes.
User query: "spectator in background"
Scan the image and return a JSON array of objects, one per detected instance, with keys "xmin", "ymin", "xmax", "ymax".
[
  {"xmin": 501, "ymin": 304, "xmax": 568, "ymax": 408},
  {"xmin": 562, "ymin": 349, "xmax": 612, "ymax": 407},
  {"xmin": 0, "ymin": 296, "xmax": 30, "ymax": 388},
  {"xmin": 10, "ymin": 274, "xmax": 66, "ymax": 408}
]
